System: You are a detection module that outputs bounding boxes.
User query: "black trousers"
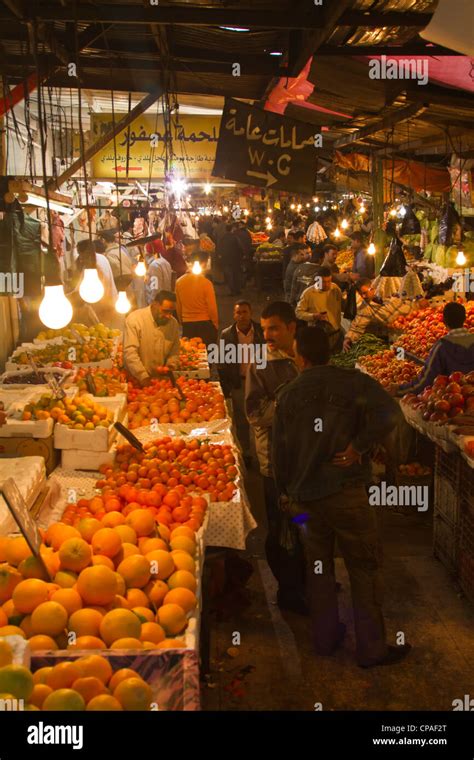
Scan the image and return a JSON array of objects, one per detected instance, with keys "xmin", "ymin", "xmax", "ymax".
[
  {"xmin": 262, "ymin": 476, "xmax": 306, "ymax": 597},
  {"xmin": 182, "ymin": 321, "xmax": 218, "ymax": 347}
]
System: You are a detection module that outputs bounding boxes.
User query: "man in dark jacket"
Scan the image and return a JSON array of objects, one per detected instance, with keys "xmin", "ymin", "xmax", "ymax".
[
  {"xmin": 245, "ymin": 301, "xmax": 306, "ymax": 613},
  {"xmin": 273, "ymin": 325, "xmax": 411, "ymax": 667},
  {"xmin": 394, "ymin": 302, "xmax": 474, "ymax": 395},
  {"xmin": 218, "ymin": 301, "xmax": 265, "ymax": 465},
  {"xmin": 217, "ymin": 224, "xmax": 243, "ymax": 295}
]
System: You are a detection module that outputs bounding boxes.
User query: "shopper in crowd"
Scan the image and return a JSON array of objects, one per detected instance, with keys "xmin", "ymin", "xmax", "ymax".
[
  {"xmin": 175, "ymin": 251, "xmax": 218, "ymax": 345},
  {"xmin": 123, "ymin": 289, "xmax": 180, "ymax": 386},
  {"xmin": 218, "ymin": 223, "xmax": 244, "ymax": 296},
  {"xmin": 282, "ymin": 230, "xmax": 305, "ymax": 274},
  {"xmin": 289, "ymin": 250, "xmax": 324, "ymax": 305},
  {"xmin": 162, "ymin": 230, "xmax": 188, "ymax": 278},
  {"xmin": 100, "ymin": 228, "xmax": 134, "ymax": 282},
  {"xmin": 144, "ymin": 245, "xmax": 173, "ymax": 305},
  {"xmin": 245, "ymin": 301, "xmax": 306, "ymax": 614},
  {"xmin": 350, "ymin": 231, "xmax": 375, "ymax": 280},
  {"xmin": 218, "ymin": 301, "xmax": 265, "ymax": 467},
  {"xmin": 234, "ymin": 220, "xmax": 253, "ymax": 259},
  {"xmin": 272, "ymin": 325, "xmax": 410, "ymax": 666},
  {"xmin": 295, "ymin": 265, "xmax": 343, "ymax": 352},
  {"xmin": 284, "ymin": 243, "xmax": 312, "ymax": 301},
  {"xmin": 390, "ymin": 302, "xmax": 474, "ymax": 395},
  {"xmin": 212, "ymin": 215, "xmax": 228, "ymax": 245},
  {"xmin": 145, "ymin": 231, "xmax": 167, "ymax": 259}
]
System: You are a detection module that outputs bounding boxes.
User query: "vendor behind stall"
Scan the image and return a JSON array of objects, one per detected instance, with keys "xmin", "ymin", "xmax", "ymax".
[
  {"xmin": 391, "ymin": 302, "xmax": 474, "ymax": 395},
  {"xmin": 124, "ymin": 290, "xmax": 180, "ymax": 386}
]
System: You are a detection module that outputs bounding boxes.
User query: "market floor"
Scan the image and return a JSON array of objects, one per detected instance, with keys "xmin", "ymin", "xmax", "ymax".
[{"xmin": 201, "ymin": 280, "xmax": 474, "ymax": 711}]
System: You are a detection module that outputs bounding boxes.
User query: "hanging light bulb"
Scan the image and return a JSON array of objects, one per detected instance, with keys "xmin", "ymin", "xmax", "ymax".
[
  {"xmin": 297, "ymin": 204, "xmax": 302, "ymax": 212},
  {"xmin": 266, "ymin": 222, "xmax": 273, "ymax": 231},
  {"xmin": 456, "ymin": 250, "xmax": 467, "ymax": 266},
  {"xmin": 79, "ymin": 268, "xmax": 104, "ymax": 304},
  {"xmin": 243, "ymin": 209, "xmax": 249, "ymax": 216},
  {"xmin": 368, "ymin": 242, "xmax": 376, "ymax": 256},
  {"xmin": 313, "ymin": 196, "xmax": 319, "ymax": 203},
  {"xmin": 191, "ymin": 260, "xmax": 202, "ymax": 275},
  {"xmin": 267, "ymin": 208, "xmax": 273, "ymax": 214},
  {"xmin": 322, "ymin": 205, "xmax": 328, "ymax": 211},
  {"xmin": 265, "ymin": 216, "xmax": 271, "ymax": 224},
  {"xmin": 39, "ymin": 285, "xmax": 73, "ymax": 329},
  {"xmin": 115, "ymin": 291, "xmax": 131, "ymax": 314},
  {"xmin": 223, "ymin": 205, "xmax": 229, "ymax": 213},
  {"xmin": 204, "ymin": 183, "xmax": 212, "ymax": 195},
  {"xmin": 341, "ymin": 218, "xmax": 349, "ymax": 230},
  {"xmin": 134, "ymin": 259, "xmax": 146, "ymax": 277},
  {"xmin": 333, "ymin": 228, "xmax": 341, "ymax": 239},
  {"xmin": 359, "ymin": 203, "xmax": 366, "ymax": 214},
  {"xmin": 389, "ymin": 208, "xmax": 397, "ymax": 217},
  {"xmin": 399, "ymin": 205, "xmax": 407, "ymax": 217},
  {"xmin": 290, "ymin": 203, "xmax": 295, "ymax": 210},
  {"xmin": 306, "ymin": 203, "xmax": 310, "ymax": 208},
  {"xmin": 314, "ymin": 206, "xmax": 320, "ymax": 212}
]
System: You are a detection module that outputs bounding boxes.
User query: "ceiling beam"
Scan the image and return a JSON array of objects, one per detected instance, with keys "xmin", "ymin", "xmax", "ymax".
[
  {"xmin": 47, "ymin": 88, "xmax": 163, "ymax": 190},
  {"xmin": 317, "ymin": 42, "xmax": 463, "ymax": 56},
  {"xmin": 287, "ymin": 0, "xmax": 353, "ymax": 77},
  {"xmin": 406, "ymin": 84, "xmax": 474, "ymax": 111},
  {"xmin": 2, "ymin": 53, "xmax": 283, "ymax": 76},
  {"xmin": 333, "ymin": 103, "xmax": 429, "ymax": 148},
  {"xmin": 338, "ymin": 11, "xmax": 432, "ymax": 28}
]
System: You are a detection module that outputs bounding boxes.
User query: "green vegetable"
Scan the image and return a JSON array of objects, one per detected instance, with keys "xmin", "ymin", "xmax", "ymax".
[{"xmin": 330, "ymin": 335, "xmax": 386, "ymax": 368}]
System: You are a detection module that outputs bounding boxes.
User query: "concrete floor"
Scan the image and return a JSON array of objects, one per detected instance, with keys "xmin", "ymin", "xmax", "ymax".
[{"xmin": 201, "ymin": 280, "xmax": 474, "ymax": 711}]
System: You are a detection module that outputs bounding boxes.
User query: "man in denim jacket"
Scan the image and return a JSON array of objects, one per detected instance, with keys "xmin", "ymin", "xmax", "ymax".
[{"xmin": 272, "ymin": 326, "xmax": 411, "ymax": 668}]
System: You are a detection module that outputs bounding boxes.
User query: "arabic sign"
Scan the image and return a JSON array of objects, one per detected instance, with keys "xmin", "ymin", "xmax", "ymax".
[
  {"xmin": 212, "ymin": 99, "xmax": 320, "ymax": 194},
  {"xmin": 90, "ymin": 114, "xmax": 221, "ymax": 179}
]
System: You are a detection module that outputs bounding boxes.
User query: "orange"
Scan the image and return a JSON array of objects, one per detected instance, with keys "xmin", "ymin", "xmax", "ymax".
[
  {"xmin": 12, "ymin": 578, "xmax": 49, "ymax": 613},
  {"xmin": 76, "ymin": 566, "xmax": 117, "ymax": 605},
  {"xmin": 59, "ymin": 538, "xmax": 92, "ymax": 572},
  {"xmin": 170, "ymin": 526, "xmax": 196, "ymax": 541},
  {"xmin": 170, "ymin": 551, "xmax": 195, "ymax": 574},
  {"xmin": 147, "ymin": 550, "xmax": 174, "ymax": 581},
  {"xmin": 91, "ymin": 555, "xmax": 115, "ymax": 570},
  {"xmin": 139, "ymin": 537, "xmax": 168, "ymax": 554},
  {"xmin": 0, "ymin": 624, "xmax": 25, "ymax": 638},
  {"xmin": 117, "ymin": 555, "xmax": 151, "ymax": 589},
  {"xmin": 120, "ymin": 543, "xmax": 141, "ymax": 559},
  {"xmin": 156, "ymin": 604, "xmax": 187, "ymax": 635},
  {"xmin": 30, "ymin": 683, "xmax": 53, "ymax": 708},
  {"xmin": 169, "ymin": 536, "xmax": 196, "ymax": 557},
  {"xmin": 99, "ymin": 609, "xmax": 141, "ymax": 646},
  {"xmin": 2, "ymin": 599, "xmax": 22, "ymax": 625},
  {"xmin": 101, "ymin": 512, "xmax": 125, "ymax": 528},
  {"xmin": 40, "ymin": 549, "xmax": 61, "ymax": 578},
  {"xmin": 125, "ymin": 510, "xmax": 155, "ymax": 537},
  {"xmin": 156, "ymin": 524, "xmax": 171, "ymax": 542},
  {"xmin": 87, "ymin": 694, "xmax": 122, "ymax": 711},
  {"xmin": 54, "ymin": 570, "xmax": 78, "ymax": 588},
  {"xmin": 42, "ymin": 688, "xmax": 85, "ymax": 711},
  {"xmin": 110, "ymin": 638, "xmax": 143, "ymax": 650},
  {"xmin": 47, "ymin": 661, "xmax": 82, "ymax": 689},
  {"xmin": 157, "ymin": 638, "xmax": 186, "ymax": 649},
  {"xmin": 126, "ymin": 589, "xmax": 150, "ymax": 609},
  {"xmin": 68, "ymin": 608, "xmax": 103, "ymax": 637},
  {"xmin": 164, "ymin": 588, "xmax": 197, "ymax": 614},
  {"xmin": 76, "ymin": 655, "xmax": 112, "ymax": 684},
  {"xmin": 108, "ymin": 668, "xmax": 140, "ymax": 692},
  {"xmin": 69, "ymin": 635, "xmax": 106, "ymax": 650},
  {"xmin": 147, "ymin": 580, "xmax": 169, "ymax": 608},
  {"xmin": 45, "ymin": 524, "xmax": 81, "ymax": 551},
  {"xmin": 0, "ymin": 564, "xmax": 22, "ymax": 603},
  {"xmin": 50, "ymin": 588, "xmax": 82, "ymax": 616},
  {"xmin": 32, "ymin": 666, "xmax": 53, "ymax": 685},
  {"xmin": 139, "ymin": 622, "xmax": 165, "ymax": 644},
  {"xmin": 5, "ymin": 537, "xmax": 32, "ymax": 566},
  {"xmin": 132, "ymin": 607, "xmax": 154, "ymax": 623},
  {"xmin": 0, "ymin": 536, "xmax": 9, "ymax": 562},
  {"xmin": 167, "ymin": 570, "xmax": 197, "ymax": 593},
  {"xmin": 92, "ymin": 528, "xmax": 122, "ymax": 558},
  {"xmin": 88, "ymin": 496, "xmax": 105, "ymax": 515},
  {"xmin": 77, "ymin": 518, "xmax": 102, "ymax": 543},
  {"xmin": 109, "ymin": 594, "xmax": 129, "ymax": 610},
  {"xmin": 18, "ymin": 555, "xmax": 49, "ymax": 581},
  {"xmin": 31, "ymin": 601, "xmax": 68, "ymax": 636},
  {"xmin": 113, "ymin": 677, "xmax": 152, "ymax": 711},
  {"xmin": 20, "ymin": 615, "xmax": 34, "ymax": 637},
  {"xmin": 0, "ymin": 608, "xmax": 7, "ymax": 628},
  {"xmin": 104, "ymin": 497, "xmax": 122, "ymax": 514},
  {"xmin": 72, "ymin": 676, "xmax": 107, "ymax": 704},
  {"xmin": 28, "ymin": 635, "xmax": 58, "ymax": 651},
  {"xmin": 113, "ymin": 525, "xmax": 137, "ymax": 544}
]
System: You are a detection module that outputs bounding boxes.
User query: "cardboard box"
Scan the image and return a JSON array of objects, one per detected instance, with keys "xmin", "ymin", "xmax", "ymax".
[
  {"xmin": 54, "ymin": 395, "xmax": 127, "ymax": 452},
  {"xmin": 61, "ymin": 446, "xmax": 116, "ymax": 471},
  {"xmin": 0, "ymin": 435, "xmax": 59, "ymax": 474}
]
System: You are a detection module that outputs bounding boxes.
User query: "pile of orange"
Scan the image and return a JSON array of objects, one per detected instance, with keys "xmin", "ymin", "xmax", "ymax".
[{"xmin": 126, "ymin": 379, "xmax": 225, "ymax": 428}]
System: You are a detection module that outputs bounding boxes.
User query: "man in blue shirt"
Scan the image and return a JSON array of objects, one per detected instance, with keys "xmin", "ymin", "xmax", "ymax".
[
  {"xmin": 395, "ymin": 302, "xmax": 474, "ymax": 395},
  {"xmin": 350, "ymin": 231, "xmax": 375, "ymax": 280}
]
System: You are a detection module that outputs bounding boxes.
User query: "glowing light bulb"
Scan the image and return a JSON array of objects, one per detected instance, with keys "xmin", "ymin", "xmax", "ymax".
[
  {"xmin": 204, "ymin": 183, "xmax": 212, "ymax": 194},
  {"xmin": 115, "ymin": 290, "xmax": 131, "ymax": 314},
  {"xmin": 456, "ymin": 250, "xmax": 467, "ymax": 266},
  {"xmin": 266, "ymin": 222, "xmax": 273, "ymax": 231},
  {"xmin": 322, "ymin": 205, "xmax": 327, "ymax": 211},
  {"xmin": 243, "ymin": 209, "xmax": 249, "ymax": 215},
  {"xmin": 265, "ymin": 216, "xmax": 271, "ymax": 224},
  {"xmin": 297, "ymin": 204, "xmax": 302, "ymax": 212},
  {"xmin": 314, "ymin": 206, "xmax": 320, "ymax": 212},
  {"xmin": 79, "ymin": 268, "xmax": 104, "ymax": 304},
  {"xmin": 223, "ymin": 205, "xmax": 229, "ymax": 213},
  {"xmin": 341, "ymin": 218, "xmax": 349, "ymax": 230},
  {"xmin": 39, "ymin": 285, "xmax": 73, "ymax": 329},
  {"xmin": 333, "ymin": 228, "xmax": 341, "ymax": 239},
  {"xmin": 359, "ymin": 203, "xmax": 366, "ymax": 214},
  {"xmin": 267, "ymin": 208, "xmax": 273, "ymax": 214},
  {"xmin": 399, "ymin": 206, "xmax": 407, "ymax": 217},
  {"xmin": 170, "ymin": 177, "xmax": 187, "ymax": 197},
  {"xmin": 389, "ymin": 208, "xmax": 397, "ymax": 217},
  {"xmin": 290, "ymin": 204, "xmax": 295, "ymax": 210},
  {"xmin": 306, "ymin": 203, "xmax": 310, "ymax": 208},
  {"xmin": 191, "ymin": 260, "xmax": 202, "ymax": 274},
  {"xmin": 134, "ymin": 260, "xmax": 146, "ymax": 277},
  {"xmin": 313, "ymin": 197, "xmax": 319, "ymax": 203},
  {"xmin": 368, "ymin": 243, "xmax": 376, "ymax": 255}
]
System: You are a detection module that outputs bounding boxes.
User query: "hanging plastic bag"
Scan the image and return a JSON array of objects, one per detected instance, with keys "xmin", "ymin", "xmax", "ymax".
[
  {"xmin": 438, "ymin": 201, "xmax": 461, "ymax": 246},
  {"xmin": 379, "ymin": 236, "xmax": 407, "ymax": 277},
  {"xmin": 400, "ymin": 204, "xmax": 421, "ymax": 235}
]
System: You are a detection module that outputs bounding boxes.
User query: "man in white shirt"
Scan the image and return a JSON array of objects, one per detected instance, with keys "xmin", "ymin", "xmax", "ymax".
[
  {"xmin": 296, "ymin": 266, "xmax": 343, "ymax": 353},
  {"xmin": 100, "ymin": 229, "xmax": 134, "ymax": 281},
  {"xmin": 145, "ymin": 250, "xmax": 173, "ymax": 305},
  {"xmin": 124, "ymin": 290, "xmax": 180, "ymax": 385}
]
